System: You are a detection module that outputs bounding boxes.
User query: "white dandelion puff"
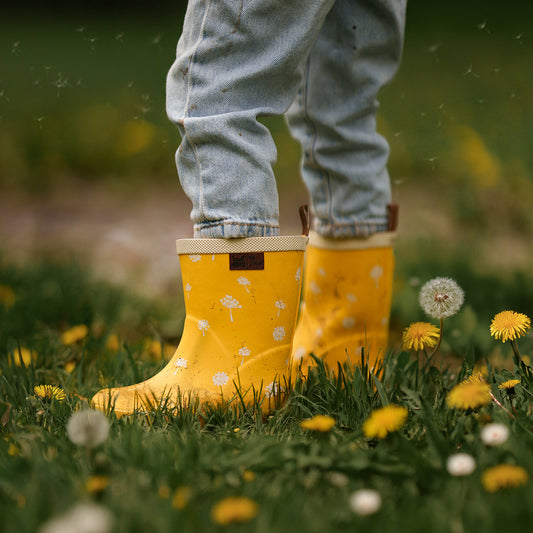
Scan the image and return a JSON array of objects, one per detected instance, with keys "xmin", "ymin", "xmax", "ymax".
[
  {"xmin": 237, "ymin": 276, "xmax": 251, "ymax": 292},
  {"xmin": 197, "ymin": 319, "xmax": 210, "ymax": 336},
  {"xmin": 238, "ymin": 346, "xmax": 251, "ymax": 366},
  {"xmin": 220, "ymin": 295, "xmax": 241, "ymax": 322},
  {"xmin": 39, "ymin": 502, "xmax": 114, "ymax": 533},
  {"xmin": 419, "ymin": 277, "xmax": 465, "ymax": 319},
  {"xmin": 66, "ymin": 409, "xmax": 110, "ymax": 448},
  {"xmin": 188, "ymin": 255, "xmax": 201, "ymax": 262},
  {"xmin": 349, "ymin": 489, "xmax": 382, "ymax": 516},
  {"xmin": 446, "ymin": 453, "xmax": 476, "ymax": 476},
  {"xmin": 273, "ymin": 326, "xmax": 286, "ymax": 342},
  {"xmin": 481, "ymin": 423, "xmax": 509, "ymax": 447},
  {"xmin": 275, "ymin": 300, "xmax": 286, "ymax": 316},
  {"xmin": 173, "ymin": 357, "xmax": 188, "ymax": 374},
  {"xmin": 212, "ymin": 371, "xmax": 229, "ymax": 387},
  {"xmin": 370, "ymin": 264, "xmax": 384, "ymax": 288}
]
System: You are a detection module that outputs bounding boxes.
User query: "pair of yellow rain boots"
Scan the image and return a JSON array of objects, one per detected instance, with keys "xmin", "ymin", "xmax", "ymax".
[{"xmin": 92, "ymin": 213, "xmax": 396, "ymax": 416}]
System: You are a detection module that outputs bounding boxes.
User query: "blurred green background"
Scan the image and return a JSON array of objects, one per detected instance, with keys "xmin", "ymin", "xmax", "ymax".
[{"xmin": 1, "ymin": 0, "xmax": 533, "ymax": 296}]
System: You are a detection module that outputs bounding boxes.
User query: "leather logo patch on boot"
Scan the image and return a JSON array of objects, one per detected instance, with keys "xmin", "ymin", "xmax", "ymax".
[{"xmin": 229, "ymin": 252, "xmax": 265, "ymax": 271}]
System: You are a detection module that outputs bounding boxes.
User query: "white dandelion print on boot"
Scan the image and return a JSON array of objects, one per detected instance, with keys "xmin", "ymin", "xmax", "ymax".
[
  {"xmin": 212, "ymin": 371, "xmax": 229, "ymax": 387},
  {"xmin": 173, "ymin": 357, "xmax": 188, "ymax": 375},
  {"xmin": 237, "ymin": 276, "xmax": 251, "ymax": 293},
  {"xmin": 370, "ymin": 264, "xmax": 383, "ymax": 288},
  {"xmin": 184, "ymin": 283, "xmax": 191, "ymax": 299},
  {"xmin": 318, "ymin": 267, "xmax": 326, "ymax": 277},
  {"xmin": 273, "ymin": 326, "xmax": 286, "ymax": 342},
  {"xmin": 295, "ymin": 267, "xmax": 301, "ymax": 283},
  {"xmin": 197, "ymin": 319, "xmax": 210, "ymax": 336},
  {"xmin": 238, "ymin": 346, "xmax": 251, "ymax": 365},
  {"xmin": 346, "ymin": 293, "xmax": 357, "ymax": 304},
  {"xmin": 265, "ymin": 381, "xmax": 282, "ymax": 398},
  {"xmin": 310, "ymin": 280, "xmax": 321, "ymax": 295},
  {"xmin": 220, "ymin": 295, "xmax": 241, "ymax": 322},
  {"xmin": 189, "ymin": 255, "xmax": 202, "ymax": 263},
  {"xmin": 342, "ymin": 317, "xmax": 356, "ymax": 329},
  {"xmin": 293, "ymin": 346, "xmax": 306, "ymax": 361},
  {"xmin": 275, "ymin": 300, "xmax": 286, "ymax": 316}
]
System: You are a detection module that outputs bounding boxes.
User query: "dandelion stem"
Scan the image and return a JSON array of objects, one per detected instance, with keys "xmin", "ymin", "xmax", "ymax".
[
  {"xmin": 510, "ymin": 340, "xmax": 522, "ymax": 370},
  {"xmin": 490, "ymin": 391, "xmax": 515, "ymax": 420},
  {"xmin": 428, "ymin": 317, "xmax": 444, "ymax": 359}
]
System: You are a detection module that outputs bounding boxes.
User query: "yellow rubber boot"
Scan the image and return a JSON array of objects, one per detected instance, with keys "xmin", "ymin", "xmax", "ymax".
[
  {"xmin": 92, "ymin": 236, "xmax": 307, "ymax": 416},
  {"xmin": 290, "ymin": 231, "xmax": 395, "ymax": 375}
]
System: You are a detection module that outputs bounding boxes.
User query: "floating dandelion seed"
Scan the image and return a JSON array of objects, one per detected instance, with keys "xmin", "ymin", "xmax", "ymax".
[
  {"xmin": 349, "ymin": 489, "xmax": 382, "ymax": 516},
  {"xmin": 477, "ymin": 19, "xmax": 491, "ymax": 34},
  {"xmin": 66, "ymin": 409, "xmax": 110, "ymax": 448},
  {"xmin": 447, "ymin": 453, "xmax": 476, "ymax": 476},
  {"xmin": 482, "ymin": 464, "xmax": 529, "ymax": 492},
  {"xmin": 419, "ymin": 277, "xmax": 464, "ymax": 319},
  {"xmin": 402, "ymin": 322, "xmax": 440, "ymax": 351}
]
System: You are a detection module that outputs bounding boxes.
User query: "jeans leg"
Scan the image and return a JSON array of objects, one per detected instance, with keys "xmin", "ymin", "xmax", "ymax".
[
  {"xmin": 286, "ymin": 0, "xmax": 407, "ymax": 238},
  {"xmin": 166, "ymin": 0, "xmax": 335, "ymax": 238}
]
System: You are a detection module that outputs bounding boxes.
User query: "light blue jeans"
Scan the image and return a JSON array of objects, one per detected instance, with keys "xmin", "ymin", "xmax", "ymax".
[{"xmin": 166, "ymin": 0, "xmax": 406, "ymax": 238}]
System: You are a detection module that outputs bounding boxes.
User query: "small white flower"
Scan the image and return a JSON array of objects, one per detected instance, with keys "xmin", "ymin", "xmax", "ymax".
[
  {"xmin": 349, "ymin": 489, "xmax": 382, "ymax": 516},
  {"xmin": 342, "ymin": 317, "xmax": 355, "ymax": 329},
  {"xmin": 212, "ymin": 371, "xmax": 229, "ymax": 387},
  {"xmin": 188, "ymin": 255, "xmax": 202, "ymax": 262},
  {"xmin": 273, "ymin": 326, "xmax": 286, "ymax": 342},
  {"xmin": 370, "ymin": 264, "xmax": 384, "ymax": 288},
  {"xmin": 275, "ymin": 300, "xmax": 286, "ymax": 316},
  {"xmin": 238, "ymin": 346, "xmax": 251, "ymax": 365},
  {"xmin": 419, "ymin": 277, "xmax": 465, "ymax": 319},
  {"xmin": 481, "ymin": 423, "xmax": 509, "ymax": 447},
  {"xmin": 67, "ymin": 409, "xmax": 110, "ymax": 448},
  {"xmin": 173, "ymin": 357, "xmax": 188, "ymax": 374},
  {"xmin": 446, "ymin": 453, "xmax": 476, "ymax": 476},
  {"xmin": 39, "ymin": 502, "xmax": 113, "ymax": 533},
  {"xmin": 197, "ymin": 319, "xmax": 210, "ymax": 336}
]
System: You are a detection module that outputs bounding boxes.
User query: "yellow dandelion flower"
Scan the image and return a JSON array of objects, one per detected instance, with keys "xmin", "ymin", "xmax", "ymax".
[
  {"xmin": 61, "ymin": 325, "xmax": 89, "ymax": 345},
  {"xmin": 465, "ymin": 373, "xmax": 487, "ymax": 384},
  {"xmin": 242, "ymin": 470, "xmax": 256, "ymax": 482},
  {"xmin": 105, "ymin": 334, "xmax": 120, "ymax": 352},
  {"xmin": 8, "ymin": 443, "xmax": 19, "ymax": 456},
  {"xmin": 490, "ymin": 311, "xmax": 531, "ymax": 342},
  {"xmin": 0, "ymin": 284, "xmax": 16, "ymax": 308},
  {"xmin": 172, "ymin": 486, "xmax": 192, "ymax": 510},
  {"xmin": 11, "ymin": 347, "xmax": 36, "ymax": 367},
  {"xmin": 482, "ymin": 464, "xmax": 529, "ymax": 492},
  {"xmin": 211, "ymin": 497, "xmax": 258, "ymax": 525},
  {"xmin": 498, "ymin": 379, "xmax": 521, "ymax": 391},
  {"xmin": 64, "ymin": 361, "xmax": 76, "ymax": 373},
  {"xmin": 401, "ymin": 322, "xmax": 440, "ymax": 351},
  {"xmin": 446, "ymin": 381, "xmax": 491, "ymax": 410},
  {"xmin": 300, "ymin": 414, "xmax": 336, "ymax": 433},
  {"xmin": 34, "ymin": 385, "xmax": 66, "ymax": 402},
  {"xmin": 158, "ymin": 485, "xmax": 171, "ymax": 499},
  {"xmin": 85, "ymin": 475, "xmax": 110, "ymax": 494},
  {"xmin": 363, "ymin": 405, "xmax": 408, "ymax": 439}
]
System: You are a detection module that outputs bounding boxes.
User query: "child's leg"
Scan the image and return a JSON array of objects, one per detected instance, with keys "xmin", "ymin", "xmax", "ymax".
[
  {"xmin": 166, "ymin": 0, "xmax": 335, "ymax": 238},
  {"xmin": 286, "ymin": 0, "xmax": 407, "ymax": 238}
]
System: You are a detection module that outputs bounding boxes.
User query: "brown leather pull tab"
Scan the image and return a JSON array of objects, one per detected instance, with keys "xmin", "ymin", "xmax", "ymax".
[
  {"xmin": 387, "ymin": 203, "xmax": 399, "ymax": 232},
  {"xmin": 299, "ymin": 205, "xmax": 310, "ymax": 236}
]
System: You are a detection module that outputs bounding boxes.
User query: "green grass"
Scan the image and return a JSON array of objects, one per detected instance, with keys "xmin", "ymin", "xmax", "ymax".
[{"xmin": 2, "ymin": 254, "xmax": 533, "ymax": 532}]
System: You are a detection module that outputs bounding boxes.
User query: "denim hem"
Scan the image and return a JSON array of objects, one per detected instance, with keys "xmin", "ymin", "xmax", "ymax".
[
  {"xmin": 194, "ymin": 221, "xmax": 280, "ymax": 239},
  {"xmin": 314, "ymin": 219, "xmax": 389, "ymax": 239}
]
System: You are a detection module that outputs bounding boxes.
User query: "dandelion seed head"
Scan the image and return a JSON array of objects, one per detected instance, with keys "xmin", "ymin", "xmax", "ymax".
[
  {"xmin": 419, "ymin": 277, "xmax": 464, "ymax": 319},
  {"xmin": 66, "ymin": 409, "xmax": 110, "ymax": 448},
  {"xmin": 481, "ymin": 423, "xmax": 509, "ymax": 447},
  {"xmin": 447, "ymin": 453, "xmax": 476, "ymax": 476},
  {"xmin": 349, "ymin": 489, "xmax": 382, "ymax": 516}
]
